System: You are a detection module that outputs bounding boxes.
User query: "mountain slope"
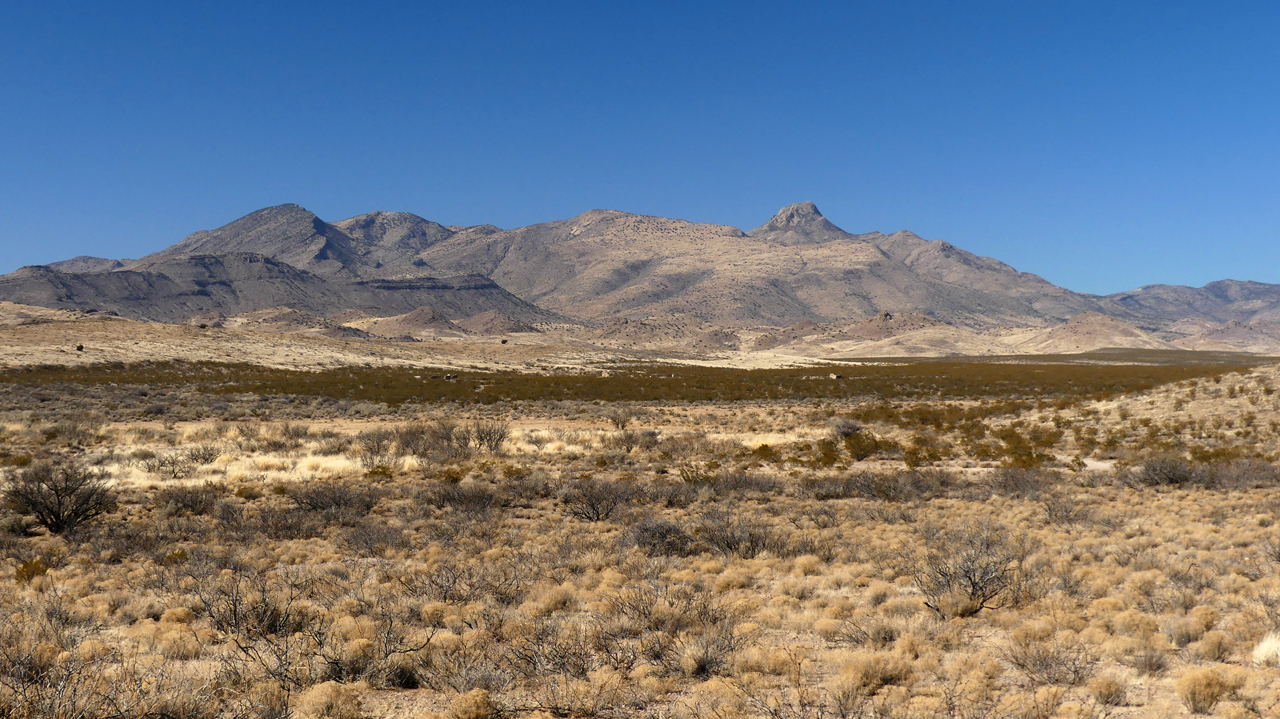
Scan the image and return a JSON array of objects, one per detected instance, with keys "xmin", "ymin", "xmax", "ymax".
[
  {"xmin": 332, "ymin": 211, "xmax": 455, "ymax": 270},
  {"xmin": 414, "ymin": 202, "xmax": 1105, "ymax": 327},
  {"xmin": 0, "ymin": 253, "xmax": 552, "ymax": 324},
  {"xmin": 135, "ymin": 204, "xmax": 371, "ymax": 279}
]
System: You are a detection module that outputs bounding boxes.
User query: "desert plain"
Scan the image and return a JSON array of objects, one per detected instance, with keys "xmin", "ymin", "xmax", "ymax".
[{"xmin": 1, "ymin": 304, "xmax": 1280, "ymax": 719}]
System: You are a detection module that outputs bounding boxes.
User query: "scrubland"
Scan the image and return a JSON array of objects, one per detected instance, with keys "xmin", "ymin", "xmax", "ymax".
[{"xmin": 3, "ymin": 357, "xmax": 1280, "ymax": 718}]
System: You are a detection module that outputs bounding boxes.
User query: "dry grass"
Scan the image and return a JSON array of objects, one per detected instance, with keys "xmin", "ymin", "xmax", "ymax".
[{"xmin": 1, "ymin": 359, "xmax": 1280, "ymax": 717}]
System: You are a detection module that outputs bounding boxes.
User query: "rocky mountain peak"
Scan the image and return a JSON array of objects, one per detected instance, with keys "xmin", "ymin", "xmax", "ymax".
[
  {"xmin": 768, "ymin": 201, "xmax": 825, "ymax": 227},
  {"xmin": 746, "ymin": 201, "xmax": 859, "ymax": 246}
]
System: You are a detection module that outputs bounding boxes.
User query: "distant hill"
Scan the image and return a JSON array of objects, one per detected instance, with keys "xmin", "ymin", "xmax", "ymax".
[
  {"xmin": 1011, "ymin": 312, "xmax": 1176, "ymax": 354},
  {"xmin": 5, "ymin": 201, "xmax": 1280, "ymax": 355},
  {"xmin": 0, "ymin": 252, "xmax": 552, "ymax": 324}
]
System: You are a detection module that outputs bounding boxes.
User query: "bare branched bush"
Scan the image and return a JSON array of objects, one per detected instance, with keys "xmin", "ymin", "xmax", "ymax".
[
  {"xmin": 697, "ymin": 510, "xmax": 789, "ymax": 558},
  {"xmin": 987, "ymin": 467, "xmax": 1057, "ymax": 498},
  {"xmin": 604, "ymin": 428, "xmax": 659, "ymax": 453},
  {"xmin": 603, "ymin": 407, "xmax": 636, "ymax": 430},
  {"xmin": 397, "ymin": 420, "xmax": 476, "ymax": 461},
  {"xmin": 560, "ymin": 477, "xmax": 634, "ymax": 522},
  {"xmin": 915, "ymin": 521, "xmax": 1030, "ymax": 618},
  {"xmin": 185, "ymin": 444, "xmax": 222, "ymax": 465},
  {"xmin": 422, "ymin": 483, "xmax": 501, "ymax": 518},
  {"xmin": 706, "ymin": 471, "xmax": 781, "ymax": 497},
  {"xmin": 351, "ymin": 428, "xmax": 399, "ymax": 472},
  {"xmin": 624, "ymin": 518, "xmax": 697, "ymax": 556},
  {"xmin": 400, "ymin": 555, "xmax": 532, "ymax": 606},
  {"xmin": 288, "ymin": 480, "xmax": 382, "ymax": 522},
  {"xmin": 804, "ymin": 469, "xmax": 949, "ymax": 502},
  {"xmin": 1003, "ymin": 632, "xmax": 1097, "ymax": 685},
  {"xmin": 157, "ymin": 482, "xmax": 223, "ymax": 517},
  {"xmin": 472, "ymin": 420, "xmax": 510, "ymax": 454},
  {"xmin": 254, "ymin": 506, "xmax": 323, "ymax": 540},
  {"xmin": 1133, "ymin": 456, "xmax": 1216, "ymax": 487},
  {"xmin": 141, "ymin": 451, "xmax": 196, "ymax": 479},
  {"xmin": 1214, "ymin": 459, "xmax": 1280, "ymax": 489},
  {"xmin": 339, "ymin": 519, "xmax": 410, "ymax": 557},
  {"xmin": 3, "ymin": 460, "xmax": 116, "ymax": 534},
  {"xmin": 600, "ymin": 581, "xmax": 751, "ymax": 677}
]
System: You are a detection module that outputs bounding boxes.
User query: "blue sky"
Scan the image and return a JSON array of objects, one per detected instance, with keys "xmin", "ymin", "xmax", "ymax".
[{"xmin": 2, "ymin": 1, "xmax": 1278, "ymax": 294}]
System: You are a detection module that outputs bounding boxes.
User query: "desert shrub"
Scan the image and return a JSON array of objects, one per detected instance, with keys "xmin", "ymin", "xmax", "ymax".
[
  {"xmin": 49, "ymin": 417, "xmax": 105, "ymax": 446},
  {"xmin": 141, "ymin": 451, "xmax": 196, "ymax": 479},
  {"xmin": 992, "ymin": 425, "xmax": 1062, "ymax": 468},
  {"xmin": 842, "ymin": 427, "xmax": 898, "ymax": 461},
  {"xmin": 1176, "ymin": 667, "xmax": 1236, "ymax": 714},
  {"xmin": 1, "ymin": 513, "xmax": 40, "ymax": 537},
  {"xmin": 830, "ymin": 418, "xmax": 863, "ymax": 439},
  {"xmin": 560, "ymin": 477, "xmax": 634, "ymax": 522},
  {"xmin": 987, "ymin": 467, "xmax": 1057, "ymax": 498},
  {"xmin": 0, "ymin": 597, "xmax": 212, "ymax": 719},
  {"xmin": 644, "ymin": 481, "xmax": 700, "ymax": 508},
  {"xmin": 446, "ymin": 689, "xmax": 501, "ymax": 719},
  {"xmin": 2, "ymin": 459, "xmax": 116, "ymax": 534},
  {"xmin": 707, "ymin": 471, "xmax": 780, "ymax": 497},
  {"xmin": 400, "ymin": 419, "xmax": 475, "ymax": 461},
  {"xmin": 697, "ymin": 510, "xmax": 788, "ymax": 558},
  {"xmin": 1003, "ymin": 631, "xmax": 1096, "ymax": 685},
  {"xmin": 903, "ymin": 433, "xmax": 952, "ymax": 468},
  {"xmin": 254, "ymin": 507, "xmax": 323, "ymax": 540},
  {"xmin": 185, "ymin": 444, "xmax": 223, "ymax": 465},
  {"xmin": 316, "ymin": 436, "xmax": 352, "ymax": 456},
  {"xmin": 295, "ymin": 681, "xmax": 363, "ymax": 719},
  {"xmin": 289, "ymin": 480, "xmax": 382, "ymax": 520},
  {"xmin": 278, "ymin": 422, "xmax": 311, "ymax": 441},
  {"xmin": 1133, "ymin": 456, "xmax": 1216, "ymax": 487},
  {"xmin": 601, "ymin": 580, "xmax": 750, "ymax": 677},
  {"xmin": 158, "ymin": 483, "xmax": 224, "ymax": 517},
  {"xmin": 677, "ymin": 463, "xmax": 714, "ymax": 484},
  {"xmin": 351, "ymin": 428, "xmax": 399, "ymax": 471},
  {"xmin": 14, "ymin": 557, "xmax": 48, "ymax": 584},
  {"xmin": 1088, "ymin": 674, "xmax": 1127, "ymax": 707},
  {"xmin": 472, "ymin": 420, "xmax": 510, "ymax": 454},
  {"xmin": 1126, "ymin": 647, "xmax": 1169, "ymax": 676},
  {"xmin": 423, "ymin": 483, "xmax": 501, "ymax": 517},
  {"xmin": 400, "ymin": 555, "xmax": 532, "ymax": 606},
  {"xmin": 915, "ymin": 521, "xmax": 1029, "ymax": 618},
  {"xmin": 804, "ymin": 469, "xmax": 950, "ymax": 502},
  {"xmin": 1214, "ymin": 459, "xmax": 1280, "ymax": 489},
  {"xmin": 1041, "ymin": 493, "xmax": 1095, "ymax": 526},
  {"xmin": 624, "ymin": 518, "xmax": 697, "ymax": 556},
  {"xmin": 339, "ymin": 520, "xmax": 410, "ymax": 557},
  {"xmin": 603, "ymin": 407, "xmax": 636, "ymax": 430},
  {"xmin": 605, "ymin": 429, "xmax": 659, "ymax": 453}
]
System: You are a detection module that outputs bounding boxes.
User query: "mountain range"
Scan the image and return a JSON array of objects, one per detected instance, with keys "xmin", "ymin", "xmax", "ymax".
[{"xmin": 3, "ymin": 201, "xmax": 1279, "ymax": 354}]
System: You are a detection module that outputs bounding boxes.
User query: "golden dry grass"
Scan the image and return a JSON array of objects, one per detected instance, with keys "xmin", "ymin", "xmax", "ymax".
[{"xmin": 2, "ymin": 361, "xmax": 1280, "ymax": 718}]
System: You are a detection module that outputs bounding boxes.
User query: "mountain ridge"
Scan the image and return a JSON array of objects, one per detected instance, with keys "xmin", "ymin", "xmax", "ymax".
[{"xmin": 5, "ymin": 201, "xmax": 1280, "ymax": 355}]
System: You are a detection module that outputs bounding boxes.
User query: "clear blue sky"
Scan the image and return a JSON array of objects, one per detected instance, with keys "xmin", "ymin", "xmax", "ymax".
[{"xmin": 2, "ymin": 1, "xmax": 1278, "ymax": 294}]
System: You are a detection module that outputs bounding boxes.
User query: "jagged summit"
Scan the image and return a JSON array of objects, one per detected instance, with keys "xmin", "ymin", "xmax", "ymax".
[
  {"xmin": 770, "ymin": 201, "xmax": 825, "ymax": 225},
  {"xmin": 747, "ymin": 201, "xmax": 868, "ymax": 245}
]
